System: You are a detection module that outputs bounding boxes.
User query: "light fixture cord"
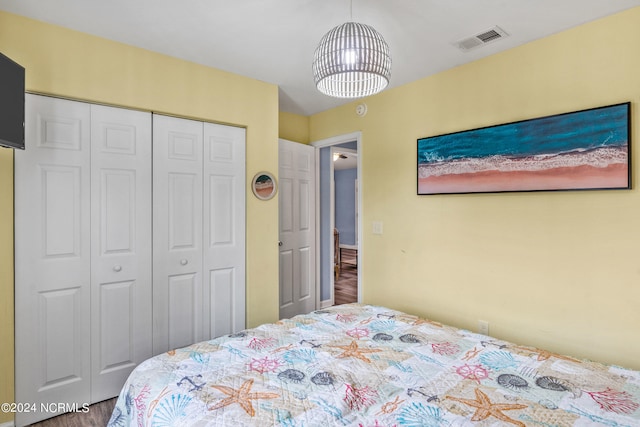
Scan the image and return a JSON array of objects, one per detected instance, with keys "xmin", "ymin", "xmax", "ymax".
[{"xmin": 350, "ymin": 0, "xmax": 353, "ymax": 21}]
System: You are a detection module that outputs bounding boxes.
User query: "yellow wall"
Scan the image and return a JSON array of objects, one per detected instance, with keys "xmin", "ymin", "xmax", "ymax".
[
  {"xmin": 0, "ymin": 11, "xmax": 279, "ymax": 421},
  {"xmin": 311, "ymin": 7, "xmax": 640, "ymax": 371},
  {"xmin": 279, "ymin": 111, "xmax": 310, "ymax": 144},
  {"xmin": 2, "ymin": 7, "xmax": 640, "ymax": 421}
]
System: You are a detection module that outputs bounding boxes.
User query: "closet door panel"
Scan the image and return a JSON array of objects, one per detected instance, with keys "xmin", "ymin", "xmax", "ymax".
[
  {"xmin": 168, "ymin": 273, "xmax": 198, "ymax": 349},
  {"xmin": 210, "ymin": 268, "xmax": 234, "ymax": 338},
  {"xmin": 41, "ymin": 165, "xmax": 82, "ymax": 263},
  {"xmin": 100, "ymin": 170, "xmax": 135, "ymax": 254},
  {"xmin": 203, "ymin": 123, "xmax": 245, "ymax": 340},
  {"xmin": 15, "ymin": 95, "xmax": 92, "ymax": 426},
  {"xmin": 169, "ymin": 172, "xmax": 199, "ymax": 249},
  {"xmin": 208, "ymin": 175, "xmax": 234, "ymax": 245},
  {"xmin": 153, "ymin": 114, "xmax": 204, "ymax": 355},
  {"xmin": 98, "ymin": 281, "xmax": 135, "ymax": 366},
  {"xmin": 90, "ymin": 104, "xmax": 152, "ymax": 402},
  {"xmin": 39, "ymin": 288, "xmax": 84, "ymax": 384}
]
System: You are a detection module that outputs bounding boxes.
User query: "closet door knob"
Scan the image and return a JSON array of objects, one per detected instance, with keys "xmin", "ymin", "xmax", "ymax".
[
  {"xmin": 278, "ymin": 241, "xmax": 283, "ymax": 246},
  {"xmin": 113, "ymin": 265, "xmax": 122, "ymax": 272},
  {"xmin": 180, "ymin": 259, "xmax": 188, "ymax": 266}
]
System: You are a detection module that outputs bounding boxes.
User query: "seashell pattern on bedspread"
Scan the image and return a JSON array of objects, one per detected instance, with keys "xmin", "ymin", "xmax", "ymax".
[{"xmin": 107, "ymin": 304, "xmax": 640, "ymax": 426}]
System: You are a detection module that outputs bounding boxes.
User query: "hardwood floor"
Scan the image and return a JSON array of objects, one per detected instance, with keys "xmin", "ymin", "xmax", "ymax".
[
  {"xmin": 334, "ymin": 247, "xmax": 358, "ymax": 305},
  {"xmin": 27, "ymin": 398, "xmax": 117, "ymax": 427}
]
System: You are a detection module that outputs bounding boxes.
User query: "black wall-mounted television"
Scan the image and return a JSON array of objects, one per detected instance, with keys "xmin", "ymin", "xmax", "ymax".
[{"xmin": 0, "ymin": 52, "xmax": 25, "ymax": 150}]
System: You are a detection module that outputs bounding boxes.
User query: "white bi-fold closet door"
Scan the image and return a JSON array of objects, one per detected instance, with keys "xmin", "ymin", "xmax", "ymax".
[
  {"xmin": 15, "ymin": 95, "xmax": 246, "ymax": 426},
  {"xmin": 15, "ymin": 94, "xmax": 152, "ymax": 426},
  {"xmin": 152, "ymin": 114, "xmax": 246, "ymax": 355}
]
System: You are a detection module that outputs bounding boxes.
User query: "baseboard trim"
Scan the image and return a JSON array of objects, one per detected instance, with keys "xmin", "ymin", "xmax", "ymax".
[
  {"xmin": 0, "ymin": 421, "xmax": 15, "ymax": 427},
  {"xmin": 320, "ymin": 299, "xmax": 333, "ymax": 309}
]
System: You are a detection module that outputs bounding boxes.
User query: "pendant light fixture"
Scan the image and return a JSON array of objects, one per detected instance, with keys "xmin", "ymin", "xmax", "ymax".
[{"xmin": 313, "ymin": 0, "xmax": 392, "ymax": 98}]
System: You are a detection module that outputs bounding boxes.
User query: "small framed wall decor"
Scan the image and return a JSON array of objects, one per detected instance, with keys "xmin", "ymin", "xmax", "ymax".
[{"xmin": 252, "ymin": 171, "xmax": 277, "ymax": 200}]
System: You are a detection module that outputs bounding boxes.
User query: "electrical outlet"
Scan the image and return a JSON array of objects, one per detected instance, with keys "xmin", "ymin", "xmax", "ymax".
[{"xmin": 478, "ymin": 320, "xmax": 490, "ymax": 336}]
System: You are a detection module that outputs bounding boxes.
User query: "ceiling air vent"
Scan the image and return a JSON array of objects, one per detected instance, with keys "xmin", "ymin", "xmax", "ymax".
[{"xmin": 455, "ymin": 26, "xmax": 509, "ymax": 52}]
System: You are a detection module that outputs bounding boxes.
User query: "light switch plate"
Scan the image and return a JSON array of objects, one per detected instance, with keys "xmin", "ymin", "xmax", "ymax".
[{"xmin": 372, "ymin": 221, "xmax": 383, "ymax": 235}]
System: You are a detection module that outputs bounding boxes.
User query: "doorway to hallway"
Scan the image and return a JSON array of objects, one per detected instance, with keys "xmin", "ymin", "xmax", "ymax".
[{"xmin": 313, "ymin": 132, "xmax": 362, "ymax": 308}]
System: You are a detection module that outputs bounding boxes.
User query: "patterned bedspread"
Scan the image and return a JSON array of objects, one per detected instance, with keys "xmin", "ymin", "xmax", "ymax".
[{"xmin": 108, "ymin": 304, "xmax": 640, "ymax": 426}]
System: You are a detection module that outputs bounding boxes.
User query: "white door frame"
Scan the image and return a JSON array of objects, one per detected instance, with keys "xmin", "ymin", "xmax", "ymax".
[{"xmin": 311, "ymin": 131, "xmax": 362, "ymax": 308}]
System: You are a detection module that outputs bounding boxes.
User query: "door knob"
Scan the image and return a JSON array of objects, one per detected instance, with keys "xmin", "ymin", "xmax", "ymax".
[
  {"xmin": 113, "ymin": 265, "xmax": 122, "ymax": 272},
  {"xmin": 180, "ymin": 259, "xmax": 188, "ymax": 266},
  {"xmin": 278, "ymin": 241, "xmax": 283, "ymax": 246}
]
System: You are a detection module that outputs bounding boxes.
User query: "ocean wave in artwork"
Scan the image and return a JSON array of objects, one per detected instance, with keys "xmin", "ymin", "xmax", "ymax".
[{"xmin": 417, "ymin": 145, "xmax": 627, "ymax": 179}]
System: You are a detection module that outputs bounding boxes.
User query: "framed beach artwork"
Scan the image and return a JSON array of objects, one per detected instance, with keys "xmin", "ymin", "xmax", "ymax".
[
  {"xmin": 417, "ymin": 102, "xmax": 631, "ymax": 195},
  {"xmin": 252, "ymin": 171, "xmax": 277, "ymax": 200}
]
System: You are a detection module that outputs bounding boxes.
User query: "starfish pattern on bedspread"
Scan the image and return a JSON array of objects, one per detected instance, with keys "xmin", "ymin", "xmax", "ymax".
[
  {"xmin": 411, "ymin": 317, "xmax": 443, "ymax": 327},
  {"xmin": 108, "ymin": 304, "xmax": 640, "ymax": 427},
  {"xmin": 209, "ymin": 379, "xmax": 279, "ymax": 416},
  {"xmin": 514, "ymin": 346, "xmax": 579, "ymax": 362},
  {"xmin": 446, "ymin": 388, "xmax": 528, "ymax": 427},
  {"xmin": 332, "ymin": 340, "xmax": 381, "ymax": 363}
]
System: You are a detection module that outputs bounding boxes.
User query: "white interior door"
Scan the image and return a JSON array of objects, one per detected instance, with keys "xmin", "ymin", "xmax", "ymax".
[
  {"xmin": 15, "ymin": 95, "xmax": 92, "ymax": 426},
  {"xmin": 152, "ymin": 114, "xmax": 204, "ymax": 355},
  {"xmin": 279, "ymin": 139, "xmax": 316, "ymax": 319},
  {"xmin": 90, "ymin": 104, "xmax": 152, "ymax": 402},
  {"xmin": 203, "ymin": 122, "xmax": 246, "ymax": 339}
]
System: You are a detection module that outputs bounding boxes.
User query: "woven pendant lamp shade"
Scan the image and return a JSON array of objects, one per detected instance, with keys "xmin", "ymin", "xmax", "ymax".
[{"xmin": 313, "ymin": 22, "xmax": 392, "ymax": 98}]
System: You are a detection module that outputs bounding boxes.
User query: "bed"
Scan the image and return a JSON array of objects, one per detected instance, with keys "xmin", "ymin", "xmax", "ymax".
[{"xmin": 107, "ymin": 303, "xmax": 640, "ymax": 426}]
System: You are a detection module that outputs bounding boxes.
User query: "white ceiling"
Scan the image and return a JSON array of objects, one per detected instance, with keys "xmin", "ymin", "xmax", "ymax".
[
  {"xmin": 1, "ymin": 0, "xmax": 639, "ymax": 116},
  {"xmin": 334, "ymin": 150, "xmax": 358, "ymax": 170}
]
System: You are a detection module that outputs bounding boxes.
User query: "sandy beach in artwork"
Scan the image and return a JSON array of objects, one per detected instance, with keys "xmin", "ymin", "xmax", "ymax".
[
  {"xmin": 417, "ymin": 103, "xmax": 630, "ymax": 195},
  {"xmin": 418, "ymin": 163, "xmax": 628, "ymax": 194}
]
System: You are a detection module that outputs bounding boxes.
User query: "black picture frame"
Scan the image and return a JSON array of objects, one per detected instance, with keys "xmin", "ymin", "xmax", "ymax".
[{"xmin": 417, "ymin": 103, "xmax": 631, "ymax": 195}]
